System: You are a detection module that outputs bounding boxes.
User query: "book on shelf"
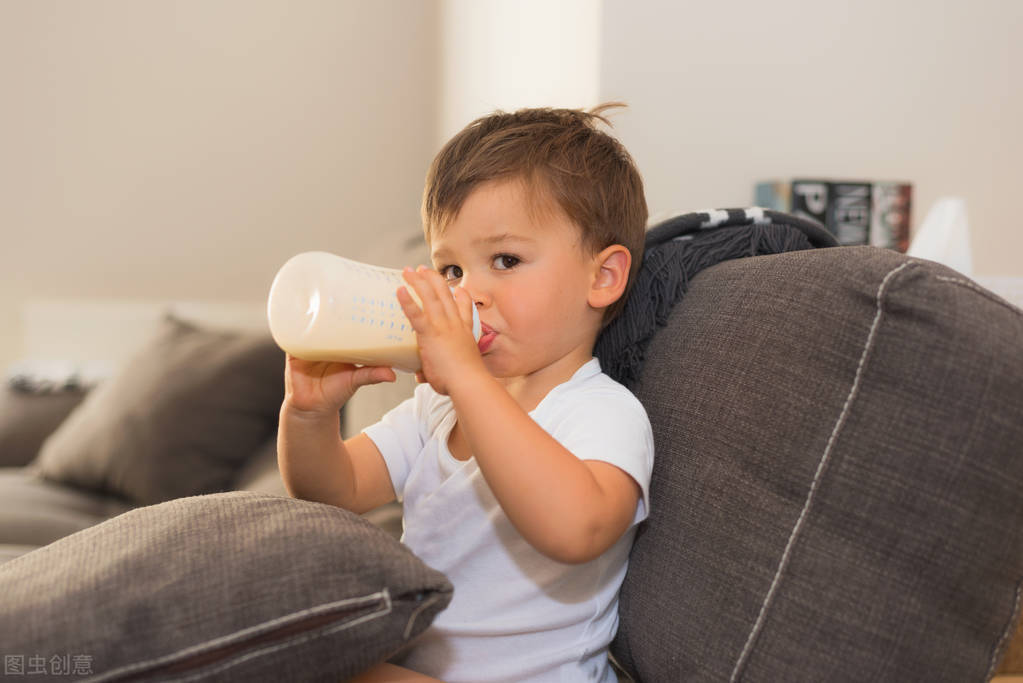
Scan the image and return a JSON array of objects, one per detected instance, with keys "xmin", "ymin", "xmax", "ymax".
[
  {"xmin": 870, "ymin": 182, "xmax": 912, "ymax": 253},
  {"xmin": 754, "ymin": 179, "xmax": 912, "ymax": 251},
  {"xmin": 829, "ymin": 181, "xmax": 871, "ymax": 246},
  {"xmin": 754, "ymin": 181, "xmax": 790, "ymax": 212},
  {"xmin": 791, "ymin": 179, "xmax": 830, "ymax": 229}
]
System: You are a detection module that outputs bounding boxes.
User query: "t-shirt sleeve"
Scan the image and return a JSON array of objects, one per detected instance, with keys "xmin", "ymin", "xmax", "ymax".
[
  {"xmin": 361, "ymin": 384, "xmax": 432, "ymax": 501},
  {"xmin": 545, "ymin": 385, "xmax": 655, "ymax": 524}
]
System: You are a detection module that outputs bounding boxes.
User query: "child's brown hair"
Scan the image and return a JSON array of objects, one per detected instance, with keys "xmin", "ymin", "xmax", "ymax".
[{"xmin": 421, "ymin": 103, "xmax": 647, "ymax": 325}]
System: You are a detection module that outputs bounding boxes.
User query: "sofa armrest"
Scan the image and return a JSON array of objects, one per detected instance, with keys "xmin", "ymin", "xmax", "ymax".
[{"xmin": 614, "ymin": 247, "xmax": 1023, "ymax": 681}]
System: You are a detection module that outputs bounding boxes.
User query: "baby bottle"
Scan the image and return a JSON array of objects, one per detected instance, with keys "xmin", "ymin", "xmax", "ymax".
[{"xmin": 267, "ymin": 251, "xmax": 480, "ymax": 373}]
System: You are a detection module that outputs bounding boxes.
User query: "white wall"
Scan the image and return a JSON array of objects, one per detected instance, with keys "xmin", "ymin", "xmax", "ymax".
[
  {"xmin": 0, "ymin": 0, "xmax": 439, "ymax": 367},
  {"xmin": 600, "ymin": 0, "xmax": 1023, "ymax": 277},
  {"xmin": 2, "ymin": 0, "xmax": 1019, "ymax": 370}
]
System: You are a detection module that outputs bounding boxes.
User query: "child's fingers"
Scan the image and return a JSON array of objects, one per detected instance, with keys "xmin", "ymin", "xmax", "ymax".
[
  {"xmin": 351, "ymin": 365, "xmax": 397, "ymax": 387},
  {"xmin": 395, "ymin": 283, "xmax": 424, "ymax": 325},
  {"xmin": 420, "ymin": 268, "xmax": 466, "ymax": 323},
  {"xmin": 403, "ymin": 266, "xmax": 443, "ymax": 313},
  {"xmin": 403, "ymin": 266, "xmax": 460, "ymax": 324},
  {"xmin": 417, "ymin": 266, "xmax": 459, "ymax": 320},
  {"xmin": 452, "ymin": 287, "xmax": 475, "ymax": 329},
  {"xmin": 395, "ymin": 284, "xmax": 418, "ymax": 310}
]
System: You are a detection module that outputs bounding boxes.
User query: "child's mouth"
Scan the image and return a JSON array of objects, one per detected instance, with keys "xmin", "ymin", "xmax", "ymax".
[{"xmin": 477, "ymin": 324, "xmax": 497, "ymax": 353}]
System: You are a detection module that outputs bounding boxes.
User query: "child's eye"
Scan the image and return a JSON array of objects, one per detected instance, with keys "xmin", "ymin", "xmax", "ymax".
[
  {"xmin": 492, "ymin": 254, "xmax": 520, "ymax": 270},
  {"xmin": 439, "ymin": 265, "xmax": 462, "ymax": 281}
]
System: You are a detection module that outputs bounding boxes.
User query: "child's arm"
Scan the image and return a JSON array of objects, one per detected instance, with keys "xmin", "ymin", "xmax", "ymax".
[
  {"xmin": 397, "ymin": 268, "xmax": 641, "ymax": 564},
  {"xmin": 277, "ymin": 355, "xmax": 398, "ymax": 514},
  {"xmin": 450, "ymin": 372, "xmax": 641, "ymax": 564}
]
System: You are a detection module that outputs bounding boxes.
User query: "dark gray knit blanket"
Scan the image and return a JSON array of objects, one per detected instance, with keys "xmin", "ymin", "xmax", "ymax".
[{"xmin": 594, "ymin": 208, "xmax": 838, "ymax": 388}]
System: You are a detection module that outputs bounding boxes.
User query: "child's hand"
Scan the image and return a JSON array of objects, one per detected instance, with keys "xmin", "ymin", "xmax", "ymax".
[
  {"xmin": 283, "ymin": 355, "xmax": 396, "ymax": 417},
  {"xmin": 397, "ymin": 265, "xmax": 485, "ymax": 395}
]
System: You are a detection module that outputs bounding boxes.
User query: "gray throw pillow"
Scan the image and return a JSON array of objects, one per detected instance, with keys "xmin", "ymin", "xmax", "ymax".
[
  {"xmin": 612, "ymin": 247, "xmax": 1023, "ymax": 681},
  {"xmin": 34, "ymin": 315, "xmax": 284, "ymax": 505},
  {"xmin": 0, "ymin": 491, "xmax": 452, "ymax": 680},
  {"xmin": 0, "ymin": 387, "xmax": 84, "ymax": 467}
]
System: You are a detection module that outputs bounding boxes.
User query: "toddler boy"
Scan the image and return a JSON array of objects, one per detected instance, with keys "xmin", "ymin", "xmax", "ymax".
[{"xmin": 278, "ymin": 105, "xmax": 654, "ymax": 682}]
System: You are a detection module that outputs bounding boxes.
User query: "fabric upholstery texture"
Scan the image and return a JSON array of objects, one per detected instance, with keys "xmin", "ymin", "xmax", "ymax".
[
  {"xmin": 612, "ymin": 246, "xmax": 1023, "ymax": 681},
  {"xmin": 0, "ymin": 492, "xmax": 453, "ymax": 681},
  {"xmin": 0, "ymin": 387, "xmax": 84, "ymax": 467},
  {"xmin": 34, "ymin": 315, "xmax": 285, "ymax": 505},
  {"xmin": 0, "ymin": 468, "xmax": 133, "ymax": 547}
]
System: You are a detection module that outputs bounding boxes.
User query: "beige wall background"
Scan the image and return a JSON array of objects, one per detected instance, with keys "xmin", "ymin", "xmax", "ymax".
[
  {"xmin": 0, "ymin": 1, "xmax": 440, "ymax": 367},
  {"xmin": 1, "ymin": 0, "xmax": 1020, "ymax": 369},
  {"xmin": 600, "ymin": 0, "xmax": 1022, "ymax": 278}
]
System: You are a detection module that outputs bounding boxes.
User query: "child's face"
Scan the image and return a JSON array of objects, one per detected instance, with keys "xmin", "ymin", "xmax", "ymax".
[{"xmin": 428, "ymin": 179, "xmax": 603, "ymax": 383}]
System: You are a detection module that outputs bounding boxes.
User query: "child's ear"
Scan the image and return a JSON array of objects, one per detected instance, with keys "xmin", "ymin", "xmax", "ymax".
[{"xmin": 588, "ymin": 245, "xmax": 631, "ymax": 311}]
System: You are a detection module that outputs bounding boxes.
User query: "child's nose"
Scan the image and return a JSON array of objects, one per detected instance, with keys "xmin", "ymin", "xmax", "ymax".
[{"xmin": 456, "ymin": 279, "xmax": 489, "ymax": 308}]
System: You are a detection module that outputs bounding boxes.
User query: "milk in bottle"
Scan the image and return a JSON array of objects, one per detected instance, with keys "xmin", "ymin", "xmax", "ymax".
[{"xmin": 267, "ymin": 251, "xmax": 480, "ymax": 372}]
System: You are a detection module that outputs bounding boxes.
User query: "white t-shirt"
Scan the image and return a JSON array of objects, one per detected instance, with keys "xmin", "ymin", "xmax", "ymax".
[{"xmin": 363, "ymin": 357, "xmax": 654, "ymax": 683}]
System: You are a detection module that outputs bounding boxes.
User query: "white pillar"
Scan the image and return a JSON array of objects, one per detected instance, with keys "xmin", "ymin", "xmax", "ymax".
[{"xmin": 439, "ymin": 0, "xmax": 602, "ymax": 143}]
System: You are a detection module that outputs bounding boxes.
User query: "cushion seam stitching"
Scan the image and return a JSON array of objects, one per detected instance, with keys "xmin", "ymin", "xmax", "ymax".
[
  {"xmin": 728, "ymin": 260, "xmax": 914, "ymax": 682},
  {"xmin": 986, "ymin": 579, "xmax": 1023, "ymax": 680},
  {"xmin": 85, "ymin": 589, "xmax": 393, "ymax": 682},
  {"xmin": 934, "ymin": 275, "xmax": 1023, "ymax": 316},
  {"xmin": 403, "ymin": 592, "xmax": 446, "ymax": 641},
  {"xmin": 168, "ymin": 590, "xmax": 394, "ymax": 683}
]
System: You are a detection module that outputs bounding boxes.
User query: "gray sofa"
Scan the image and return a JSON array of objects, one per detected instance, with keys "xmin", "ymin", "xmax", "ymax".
[
  {"xmin": 1, "ymin": 242, "xmax": 1021, "ymax": 681},
  {"xmin": 0, "ymin": 314, "xmax": 405, "ymax": 563}
]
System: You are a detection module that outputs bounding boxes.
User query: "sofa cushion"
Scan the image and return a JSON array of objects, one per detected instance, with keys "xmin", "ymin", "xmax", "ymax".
[
  {"xmin": 232, "ymin": 437, "xmax": 289, "ymax": 496},
  {"xmin": 0, "ymin": 544, "xmax": 39, "ymax": 565},
  {"xmin": 233, "ymin": 439, "xmax": 405, "ymax": 541},
  {"xmin": 612, "ymin": 247, "xmax": 1023, "ymax": 681},
  {"xmin": 0, "ymin": 386, "xmax": 84, "ymax": 467},
  {"xmin": 0, "ymin": 468, "xmax": 133, "ymax": 551},
  {"xmin": 0, "ymin": 491, "xmax": 452, "ymax": 680},
  {"xmin": 34, "ymin": 315, "xmax": 285, "ymax": 505}
]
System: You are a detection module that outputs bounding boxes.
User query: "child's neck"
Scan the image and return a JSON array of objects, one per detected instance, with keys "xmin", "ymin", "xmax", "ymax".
[{"xmin": 497, "ymin": 347, "xmax": 595, "ymax": 413}]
